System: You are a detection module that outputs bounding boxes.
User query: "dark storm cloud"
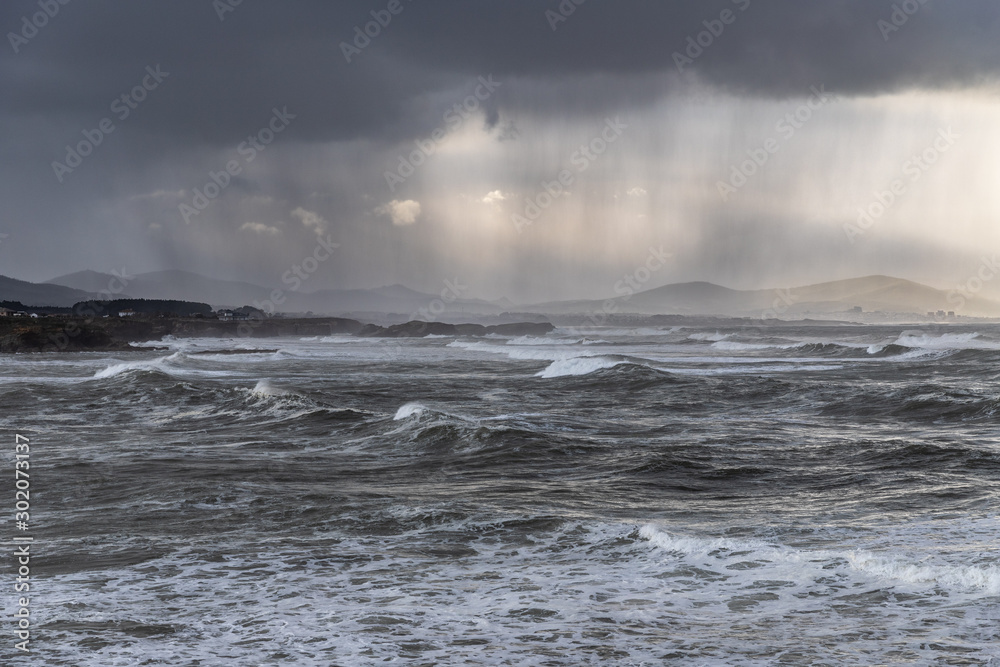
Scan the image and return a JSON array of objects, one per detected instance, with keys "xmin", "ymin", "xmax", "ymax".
[
  {"xmin": 2, "ymin": 0, "xmax": 1000, "ymax": 147},
  {"xmin": 1, "ymin": 0, "xmax": 999, "ymax": 296},
  {"xmin": 390, "ymin": 0, "xmax": 1000, "ymax": 96}
]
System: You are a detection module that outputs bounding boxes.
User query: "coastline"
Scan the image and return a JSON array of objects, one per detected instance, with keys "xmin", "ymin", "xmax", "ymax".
[{"xmin": 0, "ymin": 316, "xmax": 556, "ymax": 353}]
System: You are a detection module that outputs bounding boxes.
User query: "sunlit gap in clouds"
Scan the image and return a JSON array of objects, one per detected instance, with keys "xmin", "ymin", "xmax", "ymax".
[
  {"xmin": 43, "ymin": 79, "xmax": 1000, "ymax": 305},
  {"xmin": 363, "ymin": 82, "xmax": 1000, "ymax": 302}
]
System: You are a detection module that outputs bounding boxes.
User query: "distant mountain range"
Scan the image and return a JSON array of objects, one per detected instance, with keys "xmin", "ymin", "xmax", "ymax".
[
  {"xmin": 0, "ymin": 270, "xmax": 995, "ymax": 319},
  {"xmin": 525, "ymin": 275, "xmax": 1000, "ymax": 318},
  {"xmin": 0, "ymin": 274, "xmax": 103, "ymax": 307},
  {"xmin": 47, "ymin": 270, "xmax": 268, "ymax": 306},
  {"xmin": 40, "ymin": 270, "xmax": 506, "ymax": 317}
]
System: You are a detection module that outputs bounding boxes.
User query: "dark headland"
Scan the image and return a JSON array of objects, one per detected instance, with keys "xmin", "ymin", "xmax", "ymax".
[{"xmin": 0, "ymin": 315, "xmax": 556, "ymax": 353}]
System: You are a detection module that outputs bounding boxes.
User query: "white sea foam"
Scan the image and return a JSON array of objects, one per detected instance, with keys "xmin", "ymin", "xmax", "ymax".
[
  {"xmin": 688, "ymin": 331, "xmax": 730, "ymax": 342},
  {"xmin": 535, "ymin": 356, "xmax": 626, "ymax": 378},
  {"xmin": 454, "ymin": 334, "xmax": 847, "ymax": 378},
  {"xmin": 38, "ymin": 518, "xmax": 1000, "ymax": 666},
  {"xmin": 449, "ymin": 339, "xmax": 600, "ymax": 362},
  {"xmin": 93, "ymin": 352, "xmax": 238, "ymax": 379},
  {"xmin": 93, "ymin": 360, "xmax": 160, "ymax": 378},
  {"xmin": 639, "ymin": 524, "xmax": 1000, "ymax": 594},
  {"xmin": 394, "ymin": 402, "xmax": 427, "ymax": 420},
  {"xmin": 92, "ymin": 353, "xmax": 181, "ymax": 378},
  {"xmin": 893, "ymin": 331, "xmax": 997, "ymax": 350},
  {"xmin": 638, "ymin": 524, "xmax": 774, "ymax": 556},
  {"xmin": 452, "ymin": 339, "xmax": 635, "ymax": 378},
  {"xmin": 251, "ymin": 379, "xmax": 290, "ymax": 397},
  {"xmin": 846, "ymin": 552, "xmax": 1000, "ymax": 593}
]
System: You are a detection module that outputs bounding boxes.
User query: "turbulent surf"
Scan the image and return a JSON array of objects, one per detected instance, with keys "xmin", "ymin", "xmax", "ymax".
[{"xmin": 2, "ymin": 323, "xmax": 999, "ymax": 664}]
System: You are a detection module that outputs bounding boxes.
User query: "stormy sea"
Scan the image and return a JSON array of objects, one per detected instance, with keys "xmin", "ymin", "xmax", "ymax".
[{"xmin": 3, "ymin": 323, "xmax": 1000, "ymax": 665}]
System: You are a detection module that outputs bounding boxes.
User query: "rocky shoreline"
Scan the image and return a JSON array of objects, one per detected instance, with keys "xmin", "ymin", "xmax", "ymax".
[{"xmin": 0, "ymin": 316, "xmax": 555, "ymax": 353}]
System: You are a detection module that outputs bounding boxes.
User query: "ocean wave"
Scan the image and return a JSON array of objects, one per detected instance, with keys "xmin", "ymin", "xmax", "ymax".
[
  {"xmin": 711, "ymin": 340, "xmax": 786, "ymax": 351},
  {"xmin": 232, "ymin": 381, "xmax": 367, "ymax": 424},
  {"xmin": 688, "ymin": 332, "xmax": 731, "ymax": 342},
  {"xmin": 858, "ymin": 331, "xmax": 1000, "ymax": 361},
  {"xmin": 893, "ymin": 331, "xmax": 995, "ymax": 350},
  {"xmin": 639, "ymin": 524, "xmax": 1000, "ymax": 594},
  {"xmin": 93, "ymin": 359, "xmax": 170, "ymax": 379},
  {"xmin": 865, "ymin": 342, "xmax": 910, "ymax": 356},
  {"xmin": 449, "ymin": 339, "xmax": 606, "ymax": 363},
  {"xmin": 535, "ymin": 356, "xmax": 628, "ymax": 378},
  {"xmin": 250, "ymin": 379, "xmax": 290, "ymax": 397},
  {"xmin": 92, "ymin": 352, "xmax": 186, "ymax": 379},
  {"xmin": 186, "ymin": 348, "xmax": 283, "ymax": 361},
  {"xmin": 381, "ymin": 402, "xmax": 624, "ymax": 463},
  {"xmin": 317, "ymin": 336, "xmax": 367, "ymax": 343},
  {"xmin": 792, "ymin": 342, "xmax": 858, "ymax": 356},
  {"xmin": 92, "ymin": 352, "xmax": 239, "ymax": 380},
  {"xmin": 820, "ymin": 385, "xmax": 1000, "ymax": 422},
  {"xmin": 506, "ymin": 335, "xmax": 579, "ymax": 346},
  {"xmin": 852, "ymin": 441, "xmax": 1000, "ymax": 471},
  {"xmin": 556, "ymin": 326, "xmax": 673, "ymax": 337},
  {"xmin": 846, "ymin": 552, "xmax": 1000, "ymax": 593},
  {"xmin": 394, "ymin": 401, "xmax": 428, "ymax": 420}
]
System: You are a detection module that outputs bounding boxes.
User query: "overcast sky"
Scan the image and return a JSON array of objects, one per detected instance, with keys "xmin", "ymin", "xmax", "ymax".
[{"xmin": 2, "ymin": 0, "xmax": 1000, "ymax": 302}]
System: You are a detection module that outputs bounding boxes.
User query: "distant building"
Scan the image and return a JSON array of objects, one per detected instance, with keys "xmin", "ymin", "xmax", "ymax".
[
  {"xmin": 947, "ymin": 311, "xmax": 955, "ymax": 317},
  {"xmin": 851, "ymin": 306, "xmax": 862, "ymax": 313},
  {"xmin": 0, "ymin": 307, "xmax": 10, "ymax": 317},
  {"xmin": 936, "ymin": 310, "xmax": 946, "ymax": 317},
  {"xmin": 118, "ymin": 309, "xmax": 136, "ymax": 317},
  {"xmin": 217, "ymin": 307, "xmax": 261, "ymax": 321}
]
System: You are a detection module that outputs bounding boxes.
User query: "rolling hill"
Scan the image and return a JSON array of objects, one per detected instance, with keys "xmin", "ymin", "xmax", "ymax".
[
  {"xmin": 0, "ymin": 274, "xmax": 101, "ymax": 307},
  {"xmin": 528, "ymin": 275, "xmax": 1000, "ymax": 318},
  {"xmin": 17, "ymin": 270, "xmax": 1000, "ymax": 319}
]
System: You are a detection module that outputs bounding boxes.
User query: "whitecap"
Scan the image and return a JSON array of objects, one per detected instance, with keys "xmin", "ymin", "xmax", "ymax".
[
  {"xmin": 535, "ymin": 356, "xmax": 625, "ymax": 378},
  {"xmin": 394, "ymin": 402, "xmax": 427, "ymax": 420}
]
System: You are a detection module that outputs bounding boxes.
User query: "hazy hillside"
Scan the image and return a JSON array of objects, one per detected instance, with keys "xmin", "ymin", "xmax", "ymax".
[
  {"xmin": 45, "ymin": 270, "xmax": 504, "ymax": 316},
  {"xmin": 285, "ymin": 285, "xmax": 503, "ymax": 317},
  {"xmin": 44, "ymin": 270, "xmax": 130, "ymax": 294},
  {"xmin": 32, "ymin": 270, "xmax": 1000, "ymax": 318},
  {"xmin": 526, "ymin": 275, "xmax": 1000, "ymax": 318},
  {"xmin": 626, "ymin": 281, "xmax": 752, "ymax": 315},
  {"xmin": 0, "ymin": 274, "xmax": 100, "ymax": 307},
  {"xmin": 47, "ymin": 270, "xmax": 271, "ymax": 307}
]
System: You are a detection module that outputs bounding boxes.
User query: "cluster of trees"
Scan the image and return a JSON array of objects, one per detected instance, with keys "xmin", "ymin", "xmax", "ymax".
[{"xmin": 71, "ymin": 299, "xmax": 213, "ymax": 317}]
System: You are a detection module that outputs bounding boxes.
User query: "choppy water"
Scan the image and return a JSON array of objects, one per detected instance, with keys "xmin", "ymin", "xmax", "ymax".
[{"xmin": 2, "ymin": 323, "xmax": 1000, "ymax": 665}]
